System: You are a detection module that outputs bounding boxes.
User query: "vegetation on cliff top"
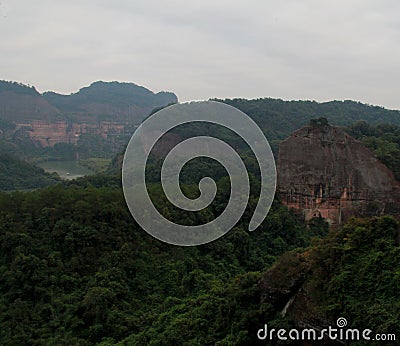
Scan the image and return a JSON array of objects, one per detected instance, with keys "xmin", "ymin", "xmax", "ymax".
[
  {"xmin": 347, "ymin": 122, "xmax": 400, "ymax": 180},
  {"xmin": 43, "ymin": 81, "xmax": 178, "ymax": 115},
  {"xmin": 217, "ymin": 98, "xmax": 400, "ymax": 153}
]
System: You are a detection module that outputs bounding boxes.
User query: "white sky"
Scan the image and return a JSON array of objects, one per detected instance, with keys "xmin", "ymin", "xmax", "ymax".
[{"xmin": 1, "ymin": 0, "xmax": 399, "ymax": 109}]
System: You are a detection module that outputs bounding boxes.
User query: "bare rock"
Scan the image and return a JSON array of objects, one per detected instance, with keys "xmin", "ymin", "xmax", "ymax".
[{"xmin": 277, "ymin": 123, "xmax": 400, "ymax": 226}]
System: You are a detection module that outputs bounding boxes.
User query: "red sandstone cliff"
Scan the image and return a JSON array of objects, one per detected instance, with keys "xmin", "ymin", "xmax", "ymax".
[
  {"xmin": 14, "ymin": 121, "xmax": 128, "ymax": 147},
  {"xmin": 277, "ymin": 124, "xmax": 400, "ymax": 226},
  {"xmin": 0, "ymin": 80, "xmax": 177, "ymax": 148}
]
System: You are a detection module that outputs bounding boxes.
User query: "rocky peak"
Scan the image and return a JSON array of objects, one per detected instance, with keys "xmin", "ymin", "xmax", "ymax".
[{"xmin": 277, "ymin": 122, "xmax": 400, "ymax": 226}]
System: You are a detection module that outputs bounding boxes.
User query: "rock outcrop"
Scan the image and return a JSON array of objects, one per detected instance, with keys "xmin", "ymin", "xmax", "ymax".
[
  {"xmin": 277, "ymin": 123, "xmax": 400, "ymax": 226},
  {"xmin": 259, "ymin": 252, "xmax": 337, "ymax": 344},
  {"xmin": 0, "ymin": 80, "xmax": 178, "ymax": 147},
  {"xmin": 14, "ymin": 120, "xmax": 127, "ymax": 147}
]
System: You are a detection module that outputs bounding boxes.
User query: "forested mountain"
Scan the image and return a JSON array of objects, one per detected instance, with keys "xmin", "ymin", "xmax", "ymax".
[
  {"xmin": 0, "ymin": 173, "xmax": 398, "ymax": 345},
  {"xmin": 2, "ymin": 78, "xmax": 400, "ymax": 164},
  {"xmin": 2, "ymin": 78, "xmax": 400, "ymax": 153},
  {"xmin": 0, "ymin": 81, "xmax": 39, "ymax": 95},
  {"xmin": 1, "ymin": 81, "xmax": 400, "ymax": 344},
  {"xmin": 218, "ymin": 98, "xmax": 400, "ymax": 153},
  {"xmin": 0, "ymin": 80, "xmax": 178, "ymax": 165},
  {"xmin": 0, "ymin": 80, "xmax": 177, "ymax": 123},
  {"xmin": 0, "ymin": 81, "xmax": 61, "ymax": 122},
  {"xmin": 0, "ymin": 175, "xmax": 328, "ymax": 345},
  {"xmin": 43, "ymin": 81, "xmax": 177, "ymax": 122},
  {"xmin": 256, "ymin": 216, "xmax": 400, "ymax": 346}
]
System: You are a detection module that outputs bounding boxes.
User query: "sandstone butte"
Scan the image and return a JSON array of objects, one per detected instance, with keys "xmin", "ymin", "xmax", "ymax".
[{"xmin": 277, "ymin": 123, "xmax": 400, "ymax": 226}]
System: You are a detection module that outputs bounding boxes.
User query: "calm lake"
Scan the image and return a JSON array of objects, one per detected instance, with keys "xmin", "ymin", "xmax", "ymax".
[{"xmin": 38, "ymin": 161, "xmax": 95, "ymax": 180}]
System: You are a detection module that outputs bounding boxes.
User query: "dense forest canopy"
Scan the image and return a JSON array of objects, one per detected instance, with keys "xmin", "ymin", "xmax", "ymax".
[
  {"xmin": 0, "ymin": 151, "xmax": 60, "ymax": 191},
  {"xmin": 0, "ymin": 83, "xmax": 400, "ymax": 344},
  {"xmin": 346, "ymin": 122, "xmax": 400, "ymax": 180},
  {"xmin": 0, "ymin": 175, "xmax": 328, "ymax": 345},
  {"xmin": 0, "ymin": 173, "xmax": 398, "ymax": 345},
  {"xmin": 217, "ymin": 98, "xmax": 400, "ymax": 153},
  {"xmin": 42, "ymin": 81, "xmax": 178, "ymax": 113}
]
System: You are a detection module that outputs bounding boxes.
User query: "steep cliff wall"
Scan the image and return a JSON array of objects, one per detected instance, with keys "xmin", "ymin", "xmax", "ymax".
[
  {"xmin": 277, "ymin": 124, "xmax": 400, "ymax": 225},
  {"xmin": 14, "ymin": 121, "xmax": 128, "ymax": 147},
  {"xmin": 0, "ymin": 80, "xmax": 178, "ymax": 148}
]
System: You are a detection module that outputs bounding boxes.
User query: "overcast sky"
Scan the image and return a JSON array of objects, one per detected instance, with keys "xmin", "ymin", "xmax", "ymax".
[{"xmin": 1, "ymin": 0, "xmax": 399, "ymax": 109}]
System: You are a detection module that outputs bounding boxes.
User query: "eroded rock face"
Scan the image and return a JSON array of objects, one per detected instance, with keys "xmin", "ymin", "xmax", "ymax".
[
  {"xmin": 14, "ymin": 121, "xmax": 127, "ymax": 147},
  {"xmin": 260, "ymin": 253, "xmax": 310, "ymax": 310},
  {"xmin": 259, "ymin": 252, "xmax": 341, "ymax": 345},
  {"xmin": 0, "ymin": 80, "xmax": 178, "ymax": 148},
  {"xmin": 277, "ymin": 124, "xmax": 400, "ymax": 226}
]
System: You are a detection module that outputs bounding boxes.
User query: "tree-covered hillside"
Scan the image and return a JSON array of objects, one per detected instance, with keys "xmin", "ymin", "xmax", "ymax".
[
  {"xmin": 1, "ymin": 89, "xmax": 400, "ymax": 344},
  {"xmin": 346, "ymin": 122, "xmax": 400, "ymax": 180},
  {"xmin": 0, "ymin": 81, "xmax": 39, "ymax": 96},
  {"xmin": 0, "ymin": 81, "xmax": 61, "ymax": 122},
  {"xmin": 217, "ymin": 98, "xmax": 400, "ymax": 153},
  {"xmin": 254, "ymin": 216, "xmax": 400, "ymax": 346},
  {"xmin": 0, "ymin": 176, "xmax": 327, "ymax": 345},
  {"xmin": 1, "ymin": 173, "xmax": 398, "ymax": 345},
  {"xmin": 43, "ymin": 81, "xmax": 178, "ymax": 120},
  {"xmin": 0, "ymin": 151, "xmax": 60, "ymax": 191}
]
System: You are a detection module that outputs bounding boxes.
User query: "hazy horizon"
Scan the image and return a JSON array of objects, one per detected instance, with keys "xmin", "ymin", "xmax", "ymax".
[{"xmin": 1, "ymin": 1, "xmax": 399, "ymax": 110}]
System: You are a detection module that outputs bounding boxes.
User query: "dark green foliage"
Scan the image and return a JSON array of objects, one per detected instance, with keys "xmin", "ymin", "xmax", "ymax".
[
  {"xmin": 1, "ymin": 92, "xmax": 400, "ymax": 344},
  {"xmin": 0, "ymin": 139, "xmax": 78, "ymax": 165},
  {"xmin": 306, "ymin": 216, "xmax": 400, "ymax": 345},
  {"xmin": 0, "ymin": 175, "xmax": 322, "ymax": 345},
  {"xmin": 347, "ymin": 121, "xmax": 400, "ymax": 180},
  {"xmin": 0, "ymin": 131, "xmax": 125, "ymax": 164},
  {"xmin": 0, "ymin": 152, "xmax": 60, "ymax": 191},
  {"xmin": 0, "ymin": 80, "xmax": 177, "ymax": 166},
  {"xmin": 77, "ymin": 134, "xmax": 118, "ymax": 159},
  {"xmin": 43, "ymin": 81, "xmax": 177, "ymax": 115},
  {"xmin": 0, "ymin": 119, "xmax": 16, "ymax": 132},
  {"xmin": 309, "ymin": 117, "xmax": 329, "ymax": 127},
  {"xmin": 0, "ymin": 80, "xmax": 39, "ymax": 96},
  {"xmin": 3, "ymin": 92, "xmax": 400, "ymax": 164},
  {"xmin": 216, "ymin": 98, "xmax": 400, "ymax": 154}
]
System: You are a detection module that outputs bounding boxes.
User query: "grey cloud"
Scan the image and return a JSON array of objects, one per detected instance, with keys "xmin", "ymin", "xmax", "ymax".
[{"xmin": 1, "ymin": 0, "xmax": 399, "ymax": 109}]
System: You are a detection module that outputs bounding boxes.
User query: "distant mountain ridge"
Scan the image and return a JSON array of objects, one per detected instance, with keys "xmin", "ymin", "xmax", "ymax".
[
  {"xmin": 43, "ymin": 81, "xmax": 177, "ymax": 122},
  {"xmin": 2, "ymin": 78, "xmax": 400, "ymax": 163},
  {"xmin": 218, "ymin": 98, "xmax": 400, "ymax": 141},
  {"xmin": 0, "ymin": 80, "xmax": 178, "ymax": 152},
  {"xmin": 0, "ymin": 80, "xmax": 178, "ymax": 123},
  {"xmin": 0, "ymin": 81, "xmax": 61, "ymax": 122}
]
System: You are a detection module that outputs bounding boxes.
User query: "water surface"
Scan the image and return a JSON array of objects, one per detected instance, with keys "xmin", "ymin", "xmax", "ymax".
[{"xmin": 38, "ymin": 161, "xmax": 94, "ymax": 180}]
